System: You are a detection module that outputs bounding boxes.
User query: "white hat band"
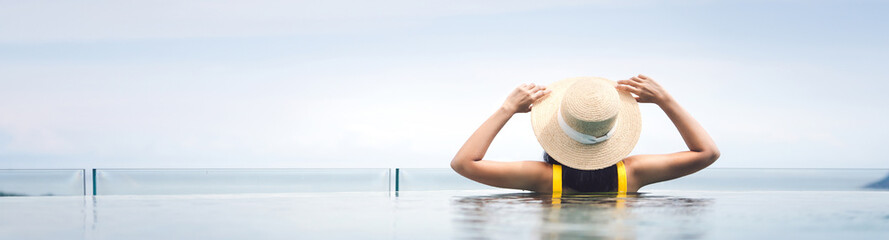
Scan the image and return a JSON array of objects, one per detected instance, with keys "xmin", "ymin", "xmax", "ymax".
[{"xmin": 557, "ymin": 107, "xmax": 617, "ymax": 145}]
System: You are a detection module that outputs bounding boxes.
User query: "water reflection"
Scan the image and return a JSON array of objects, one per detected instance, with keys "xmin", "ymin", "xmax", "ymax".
[{"xmin": 453, "ymin": 192, "xmax": 712, "ymax": 239}]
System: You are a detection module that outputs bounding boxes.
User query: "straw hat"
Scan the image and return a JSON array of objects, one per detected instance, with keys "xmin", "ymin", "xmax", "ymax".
[{"xmin": 530, "ymin": 77, "xmax": 641, "ymax": 170}]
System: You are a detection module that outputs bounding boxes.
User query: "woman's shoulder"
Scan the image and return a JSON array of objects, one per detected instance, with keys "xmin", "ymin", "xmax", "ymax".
[{"xmin": 531, "ymin": 161, "xmax": 555, "ymax": 192}]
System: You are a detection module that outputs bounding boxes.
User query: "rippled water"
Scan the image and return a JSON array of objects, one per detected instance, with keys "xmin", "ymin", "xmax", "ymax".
[
  {"xmin": 453, "ymin": 192, "xmax": 711, "ymax": 239},
  {"xmin": 451, "ymin": 190, "xmax": 889, "ymax": 239},
  {"xmin": 1, "ymin": 190, "xmax": 887, "ymax": 239}
]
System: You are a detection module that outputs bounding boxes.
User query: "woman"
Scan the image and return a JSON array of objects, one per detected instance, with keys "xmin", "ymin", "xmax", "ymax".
[{"xmin": 451, "ymin": 75, "xmax": 719, "ymax": 193}]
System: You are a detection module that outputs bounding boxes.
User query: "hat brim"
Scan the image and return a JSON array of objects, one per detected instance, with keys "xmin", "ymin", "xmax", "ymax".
[{"xmin": 530, "ymin": 77, "xmax": 642, "ymax": 170}]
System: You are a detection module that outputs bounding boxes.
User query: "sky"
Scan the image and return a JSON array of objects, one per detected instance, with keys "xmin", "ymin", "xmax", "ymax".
[{"xmin": 1, "ymin": 0, "xmax": 887, "ymax": 169}]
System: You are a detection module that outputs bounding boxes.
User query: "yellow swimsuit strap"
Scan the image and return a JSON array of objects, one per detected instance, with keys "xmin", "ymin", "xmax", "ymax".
[
  {"xmin": 552, "ymin": 164, "xmax": 562, "ymax": 204},
  {"xmin": 616, "ymin": 161, "xmax": 627, "ymax": 208},
  {"xmin": 552, "ymin": 164, "xmax": 562, "ymax": 193},
  {"xmin": 617, "ymin": 160, "xmax": 627, "ymax": 193}
]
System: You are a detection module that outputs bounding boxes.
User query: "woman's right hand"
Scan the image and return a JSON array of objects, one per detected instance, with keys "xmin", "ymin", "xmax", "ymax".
[
  {"xmin": 502, "ymin": 83, "xmax": 550, "ymax": 114},
  {"xmin": 616, "ymin": 74, "xmax": 673, "ymax": 105}
]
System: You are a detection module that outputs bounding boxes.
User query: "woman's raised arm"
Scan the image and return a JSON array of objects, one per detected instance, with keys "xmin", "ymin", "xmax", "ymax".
[
  {"xmin": 450, "ymin": 84, "xmax": 552, "ymax": 191},
  {"xmin": 616, "ymin": 75, "xmax": 720, "ymax": 188}
]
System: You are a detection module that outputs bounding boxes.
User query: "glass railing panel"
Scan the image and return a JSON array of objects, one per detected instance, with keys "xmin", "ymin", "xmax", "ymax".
[
  {"xmin": 645, "ymin": 168, "xmax": 889, "ymax": 191},
  {"xmin": 94, "ymin": 168, "xmax": 391, "ymax": 195},
  {"xmin": 397, "ymin": 168, "xmax": 496, "ymax": 191},
  {"xmin": 0, "ymin": 169, "xmax": 85, "ymax": 196}
]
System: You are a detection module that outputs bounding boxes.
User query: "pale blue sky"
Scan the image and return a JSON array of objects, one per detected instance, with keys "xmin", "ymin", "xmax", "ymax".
[{"xmin": 1, "ymin": 0, "xmax": 887, "ymax": 169}]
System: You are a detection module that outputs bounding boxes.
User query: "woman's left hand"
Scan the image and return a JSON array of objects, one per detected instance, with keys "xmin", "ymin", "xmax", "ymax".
[{"xmin": 502, "ymin": 83, "xmax": 550, "ymax": 114}]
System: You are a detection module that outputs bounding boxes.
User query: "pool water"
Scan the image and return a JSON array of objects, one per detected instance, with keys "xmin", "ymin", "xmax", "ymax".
[{"xmin": 1, "ymin": 189, "xmax": 887, "ymax": 239}]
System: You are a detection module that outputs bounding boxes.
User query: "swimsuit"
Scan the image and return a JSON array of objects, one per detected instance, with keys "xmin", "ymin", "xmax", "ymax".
[
  {"xmin": 552, "ymin": 161, "xmax": 627, "ymax": 193},
  {"xmin": 551, "ymin": 161, "xmax": 628, "ymax": 208}
]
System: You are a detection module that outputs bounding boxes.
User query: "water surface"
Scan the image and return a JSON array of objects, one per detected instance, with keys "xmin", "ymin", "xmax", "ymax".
[{"xmin": 1, "ymin": 189, "xmax": 887, "ymax": 239}]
